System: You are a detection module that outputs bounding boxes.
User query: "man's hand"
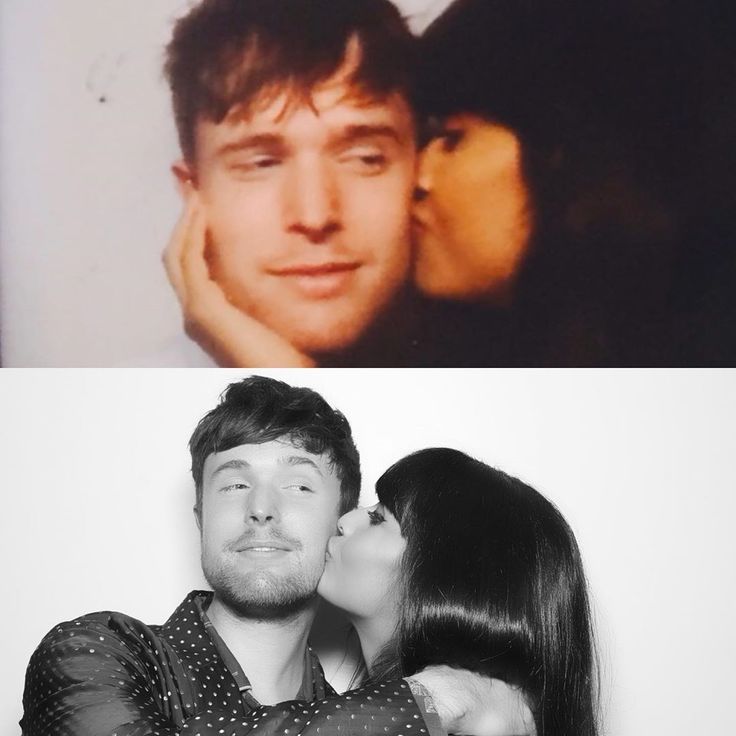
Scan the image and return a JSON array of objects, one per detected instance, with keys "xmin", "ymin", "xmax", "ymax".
[
  {"xmin": 163, "ymin": 192, "xmax": 315, "ymax": 367},
  {"xmin": 409, "ymin": 665, "xmax": 536, "ymax": 736}
]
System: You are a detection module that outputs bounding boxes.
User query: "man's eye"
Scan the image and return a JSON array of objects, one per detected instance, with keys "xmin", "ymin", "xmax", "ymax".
[
  {"xmin": 229, "ymin": 155, "xmax": 282, "ymax": 173},
  {"xmin": 367, "ymin": 508, "xmax": 386, "ymax": 525},
  {"xmin": 339, "ymin": 148, "xmax": 389, "ymax": 175},
  {"xmin": 285, "ymin": 484, "xmax": 314, "ymax": 493},
  {"xmin": 221, "ymin": 483, "xmax": 249, "ymax": 493}
]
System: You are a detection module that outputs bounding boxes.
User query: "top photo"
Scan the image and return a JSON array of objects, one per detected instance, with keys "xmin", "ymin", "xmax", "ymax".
[{"xmin": 2, "ymin": 0, "xmax": 735, "ymax": 366}]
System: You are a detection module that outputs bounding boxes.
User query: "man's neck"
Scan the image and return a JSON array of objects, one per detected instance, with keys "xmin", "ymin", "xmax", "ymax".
[{"xmin": 207, "ymin": 595, "xmax": 317, "ymax": 704}]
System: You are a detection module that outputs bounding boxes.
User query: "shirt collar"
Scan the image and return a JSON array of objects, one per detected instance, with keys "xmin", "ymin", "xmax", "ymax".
[{"xmin": 192, "ymin": 591, "xmax": 327, "ymax": 706}]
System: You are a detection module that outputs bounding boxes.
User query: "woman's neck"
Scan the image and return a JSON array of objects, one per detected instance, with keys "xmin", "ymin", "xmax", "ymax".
[{"xmin": 350, "ymin": 613, "xmax": 397, "ymax": 677}]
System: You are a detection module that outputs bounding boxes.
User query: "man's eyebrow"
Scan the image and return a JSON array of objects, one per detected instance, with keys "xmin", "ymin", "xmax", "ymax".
[
  {"xmin": 279, "ymin": 455, "xmax": 324, "ymax": 476},
  {"xmin": 210, "ymin": 458, "xmax": 251, "ymax": 478},
  {"xmin": 215, "ymin": 133, "xmax": 286, "ymax": 157},
  {"xmin": 334, "ymin": 124, "xmax": 404, "ymax": 146}
]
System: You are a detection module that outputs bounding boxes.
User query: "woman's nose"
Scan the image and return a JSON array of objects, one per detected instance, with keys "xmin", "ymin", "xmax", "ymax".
[
  {"xmin": 415, "ymin": 141, "xmax": 439, "ymax": 200},
  {"xmin": 336, "ymin": 507, "xmax": 363, "ymax": 535},
  {"xmin": 413, "ymin": 184, "xmax": 429, "ymax": 202}
]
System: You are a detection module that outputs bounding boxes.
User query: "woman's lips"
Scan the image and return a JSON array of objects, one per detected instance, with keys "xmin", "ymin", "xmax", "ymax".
[
  {"xmin": 411, "ymin": 211, "xmax": 431, "ymax": 239},
  {"xmin": 268, "ymin": 262, "xmax": 361, "ymax": 299},
  {"xmin": 325, "ymin": 537, "xmax": 338, "ymax": 560}
]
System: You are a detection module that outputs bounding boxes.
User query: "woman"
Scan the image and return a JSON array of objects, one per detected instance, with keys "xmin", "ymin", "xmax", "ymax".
[
  {"xmin": 412, "ymin": 0, "xmax": 736, "ymax": 365},
  {"xmin": 318, "ymin": 448, "xmax": 599, "ymax": 736}
]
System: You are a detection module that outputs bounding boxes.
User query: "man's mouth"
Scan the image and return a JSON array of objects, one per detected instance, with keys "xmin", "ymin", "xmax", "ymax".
[
  {"xmin": 267, "ymin": 261, "xmax": 362, "ymax": 299},
  {"xmin": 234, "ymin": 539, "xmax": 294, "ymax": 553}
]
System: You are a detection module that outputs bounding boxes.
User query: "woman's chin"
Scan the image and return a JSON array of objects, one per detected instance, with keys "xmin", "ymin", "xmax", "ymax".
[
  {"xmin": 415, "ymin": 270, "xmax": 486, "ymax": 302},
  {"xmin": 414, "ymin": 258, "xmax": 515, "ymax": 303}
]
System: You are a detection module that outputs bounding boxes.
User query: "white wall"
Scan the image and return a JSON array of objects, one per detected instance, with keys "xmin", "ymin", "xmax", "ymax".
[
  {"xmin": 0, "ymin": 0, "xmax": 453, "ymax": 366},
  {"xmin": 1, "ymin": 369, "xmax": 734, "ymax": 734}
]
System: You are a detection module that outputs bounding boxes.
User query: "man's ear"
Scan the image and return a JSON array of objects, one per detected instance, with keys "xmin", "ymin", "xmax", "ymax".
[
  {"xmin": 172, "ymin": 159, "xmax": 197, "ymax": 199},
  {"xmin": 193, "ymin": 504, "xmax": 202, "ymax": 532}
]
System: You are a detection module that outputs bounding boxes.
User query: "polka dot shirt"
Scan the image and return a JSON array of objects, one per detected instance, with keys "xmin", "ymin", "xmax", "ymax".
[{"xmin": 21, "ymin": 591, "xmax": 432, "ymax": 736}]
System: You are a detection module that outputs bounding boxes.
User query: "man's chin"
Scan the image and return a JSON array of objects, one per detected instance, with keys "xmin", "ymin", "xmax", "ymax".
[
  {"xmin": 209, "ymin": 570, "xmax": 319, "ymax": 619},
  {"xmin": 268, "ymin": 310, "xmax": 377, "ymax": 356}
]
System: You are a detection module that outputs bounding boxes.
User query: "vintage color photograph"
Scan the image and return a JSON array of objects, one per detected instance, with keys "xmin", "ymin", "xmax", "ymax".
[{"xmin": 2, "ymin": 0, "xmax": 735, "ymax": 366}]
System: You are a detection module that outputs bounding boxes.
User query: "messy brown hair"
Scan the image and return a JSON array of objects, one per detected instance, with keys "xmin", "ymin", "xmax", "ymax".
[{"xmin": 165, "ymin": 0, "xmax": 415, "ymax": 161}]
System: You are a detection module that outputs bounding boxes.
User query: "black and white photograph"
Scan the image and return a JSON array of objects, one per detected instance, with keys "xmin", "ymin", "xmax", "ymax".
[{"xmin": 2, "ymin": 369, "xmax": 735, "ymax": 734}]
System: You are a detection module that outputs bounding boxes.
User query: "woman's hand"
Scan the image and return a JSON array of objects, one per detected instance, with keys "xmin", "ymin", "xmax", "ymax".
[
  {"xmin": 163, "ymin": 193, "xmax": 315, "ymax": 367},
  {"xmin": 408, "ymin": 665, "xmax": 536, "ymax": 736}
]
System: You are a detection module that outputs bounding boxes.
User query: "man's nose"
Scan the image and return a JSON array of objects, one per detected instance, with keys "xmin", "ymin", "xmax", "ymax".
[
  {"xmin": 285, "ymin": 159, "xmax": 342, "ymax": 243},
  {"xmin": 244, "ymin": 484, "xmax": 279, "ymax": 525}
]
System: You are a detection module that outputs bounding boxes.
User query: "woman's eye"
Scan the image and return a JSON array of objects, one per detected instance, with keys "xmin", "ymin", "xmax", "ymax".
[
  {"xmin": 439, "ymin": 129, "xmax": 464, "ymax": 153},
  {"xmin": 286, "ymin": 484, "xmax": 313, "ymax": 493},
  {"xmin": 367, "ymin": 508, "xmax": 386, "ymax": 525}
]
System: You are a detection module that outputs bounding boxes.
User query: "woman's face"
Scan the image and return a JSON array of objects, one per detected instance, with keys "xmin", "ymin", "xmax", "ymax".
[
  {"xmin": 317, "ymin": 503, "xmax": 406, "ymax": 621},
  {"xmin": 412, "ymin": 114, "xmax": 533, "ymax": 300}
]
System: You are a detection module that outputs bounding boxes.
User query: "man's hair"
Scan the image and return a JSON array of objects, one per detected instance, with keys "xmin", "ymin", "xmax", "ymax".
[
  {"xmin": 165, "ymin": 0, "xmax": 415, "ymax": 161},
  {"xmin": 189, "ymin": 375, "xmax": 361, "ymax": 515}
]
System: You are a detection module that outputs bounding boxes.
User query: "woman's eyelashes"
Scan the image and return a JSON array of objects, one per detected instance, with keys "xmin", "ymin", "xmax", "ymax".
[
  {"xmin": 438, "ymin": 128, "xmax": 464, "ymax": 153},
  {"xmin": 419, "ymin": 117, "xmax": 465, "ymax": 152},
  {"xmin": 367, "ymin": 508, "xmax": 386, "ymax": 525}
]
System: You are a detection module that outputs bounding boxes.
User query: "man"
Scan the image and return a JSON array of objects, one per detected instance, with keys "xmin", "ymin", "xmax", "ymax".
[
  {"xmin": 162, "ymin": 0, "xmax": 424, "ymax": 367},
  {"xmin": 20, "ymin": 376, "xmax": 531, "ymax": 735}
]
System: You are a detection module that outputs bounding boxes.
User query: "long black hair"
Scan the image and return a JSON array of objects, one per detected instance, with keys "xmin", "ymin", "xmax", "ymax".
[
  {"xmin": 372, "ymin": 448, "xmax": 598, "ymax": 736},
  {"xmin": 416, "ymin": 0, "xmax": 736, "ymax": 365}
]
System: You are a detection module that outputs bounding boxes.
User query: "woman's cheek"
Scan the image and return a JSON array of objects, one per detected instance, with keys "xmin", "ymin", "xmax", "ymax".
[{"xmin": 340, "ymin": 537, "xmax": 366, "ymax": 574}]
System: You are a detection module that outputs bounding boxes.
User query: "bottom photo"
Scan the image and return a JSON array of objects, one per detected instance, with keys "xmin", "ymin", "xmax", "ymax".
[{"xmin": 2, "ymin": 369, "xmax": 734, "ymax": 736}]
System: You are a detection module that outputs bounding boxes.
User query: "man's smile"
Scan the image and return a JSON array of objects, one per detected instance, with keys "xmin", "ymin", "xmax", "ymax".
[{"xmin": 267, "ymin": 261, "xmax": 363, "ymax": 299}]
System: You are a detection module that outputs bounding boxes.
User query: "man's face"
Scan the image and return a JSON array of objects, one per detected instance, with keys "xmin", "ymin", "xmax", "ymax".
[
  {"xmin": 198, "ymin": 439, "xmax": 342, "ymax": 618},
  {"xmin": 188, "ymin": 66, "xmax": 416, "ymax": 355}
]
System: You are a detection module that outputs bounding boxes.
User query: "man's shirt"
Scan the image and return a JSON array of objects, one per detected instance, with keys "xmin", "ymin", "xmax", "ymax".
[{"xmin": 21, "ymin": 591, "xmax": 440, "ymax": 736}]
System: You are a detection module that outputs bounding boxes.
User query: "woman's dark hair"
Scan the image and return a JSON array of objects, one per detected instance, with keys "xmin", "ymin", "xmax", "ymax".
[
  {"xmin": 373, "ymin": 448, "xmax": 598, "ymax": 736},
  {"xmin": 416, "ymin": 0, "xmax": 736, "ymax": 365}
]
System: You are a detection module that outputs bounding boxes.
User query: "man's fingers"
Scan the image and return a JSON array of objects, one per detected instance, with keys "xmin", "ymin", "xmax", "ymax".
[
  {"xmin": 179, "ymin": 202, "xmax": 214, "ymax": 305},
  {"xmin": 163, "ymin": 194, "xmax": 201, "ymax": 305}
]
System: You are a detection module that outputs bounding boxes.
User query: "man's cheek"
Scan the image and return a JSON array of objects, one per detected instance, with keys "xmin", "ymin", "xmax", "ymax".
[
  {"xmin": 207, "ymin": 211, "xmax": 276, "ymax": 276},
  {"xmin": 346, "ymin": 175, "xmax": 413, "ymax": 230}
]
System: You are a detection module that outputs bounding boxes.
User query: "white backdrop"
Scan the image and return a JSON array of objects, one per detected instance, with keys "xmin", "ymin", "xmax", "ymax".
[
  {"xmin": 1, "ymin": 369, "xmax": 735, "ymax": 734},
  {"xmin": 0, "ymin": 0, "xmax": 453, "ymax": 366}
]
